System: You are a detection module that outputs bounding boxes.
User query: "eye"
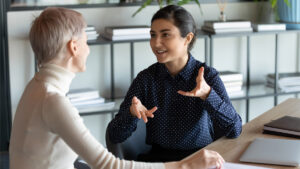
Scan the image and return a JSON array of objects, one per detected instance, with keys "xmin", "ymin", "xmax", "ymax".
[
  {"xmin": 162, "ymin": 33, "xmax": 169, "ymax": 37},
  {"xmin": 150, "ymin": 33, "xmax": 156, "ymax": 38}
]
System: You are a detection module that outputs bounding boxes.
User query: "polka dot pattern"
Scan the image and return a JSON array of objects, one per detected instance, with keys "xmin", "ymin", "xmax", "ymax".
[{"xmin": 108, "ymin": 55, "xmax": 242, "ymax": 150}]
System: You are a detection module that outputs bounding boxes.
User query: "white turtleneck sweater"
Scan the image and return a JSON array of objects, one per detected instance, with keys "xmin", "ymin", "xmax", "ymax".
[{"xmin": 9, "ymin": 64, "xmax": 165, "ymax": 169}]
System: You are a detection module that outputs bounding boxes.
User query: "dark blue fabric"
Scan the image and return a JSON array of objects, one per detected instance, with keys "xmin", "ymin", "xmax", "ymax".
[{"xmin": 108, "ymin": 54, "xmax": 242, "ymax": 151}]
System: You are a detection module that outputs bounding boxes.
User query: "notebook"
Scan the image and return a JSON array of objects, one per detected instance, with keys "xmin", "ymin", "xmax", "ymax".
[
  {"xmin": 263, "ymin": 116, "xmax": 300, "ymax": 138},
  {"xmin": 240, "ymin": 138, "xmax": 300, "ymax": 166}
]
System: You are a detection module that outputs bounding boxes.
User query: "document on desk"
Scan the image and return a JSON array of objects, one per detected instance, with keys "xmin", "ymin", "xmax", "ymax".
[{"xmin": 209, "ymin": 162, "xmax": 273, "ymax": 169}]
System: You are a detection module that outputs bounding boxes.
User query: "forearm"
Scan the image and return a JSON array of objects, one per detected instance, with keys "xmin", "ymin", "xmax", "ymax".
[
  {"xmin": 204, "ymin": 89, "xmax": 242, "ymax": 138},
  {"xmin": 107, "ymin": 111, "xmax": 139, "ymax": 143},
  {"xmin": 165, "ymin": 162, "xmax": 182, "ymax": 169}
]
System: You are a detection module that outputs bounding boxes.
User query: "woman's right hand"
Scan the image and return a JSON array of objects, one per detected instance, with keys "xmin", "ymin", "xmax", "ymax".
[
  {"xmin": 165, "ymin": 149, "xmax": 225, "ymax": 169},
  {"xmin": 130, "ymin": 96, "xmax": 157, "ymax": 123}
]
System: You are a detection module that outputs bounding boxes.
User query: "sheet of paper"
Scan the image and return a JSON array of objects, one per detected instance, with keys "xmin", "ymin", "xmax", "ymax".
[{"xmin": 209, "ymin": 162, "xmax": 273, "ymax": 169}]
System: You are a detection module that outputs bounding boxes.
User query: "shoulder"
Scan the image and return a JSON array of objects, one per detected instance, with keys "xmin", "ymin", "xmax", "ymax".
[
  {"xmin": 42, "ymin": 92, "xmax": 78, "ymax": 119},
  {"xmin": 192, "ymin": 59, "xmax": 219, "ymax": 78},
  {"xmin": 44, "ymin": 92, "xmax": 70, "ymax": 107}
]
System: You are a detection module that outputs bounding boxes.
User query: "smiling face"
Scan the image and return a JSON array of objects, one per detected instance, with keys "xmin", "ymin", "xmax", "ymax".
[{"xmin": 150, "ymin": 19, "xmax": 190, "ymax": 69}]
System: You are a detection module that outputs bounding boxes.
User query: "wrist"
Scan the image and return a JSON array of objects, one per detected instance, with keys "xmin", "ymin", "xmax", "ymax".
[
  {"xmin": 201, "ymin": 86, "xmax": 211, "ymax": 100},
  {"xmin": 165, "ymin": 161, "xmax": 186, "ymax": 169}
]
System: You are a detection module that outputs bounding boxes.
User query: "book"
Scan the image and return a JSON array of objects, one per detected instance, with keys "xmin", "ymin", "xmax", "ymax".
[
  {"xmin": 223, "ymin": 81, "xmax": 243, "ymax": 88},
  {"xmin": 267, "ymin": 72, "xmax": 300, "ymax": 82},
  {"xmin": 252, "ymin": 23, "xmax": 286, "ymax": 32},
  {"xmin": 102, "ymin": 33, "xmax": 150, "ymax": 41},
  {"xmin": 228, "ymin": 90, "xmax": 244, "ymax": 98},
  {"xmin": 219, "ymin": 71, "xmax": 243, "ymax": 83},
  {"xmin": 202, "ymin": 26, "xmax": 253, "ymax": 34},
  {"xmin": 263, "ymin": 116, "xmax": 300, "ymax": 138},
  {"xmin": 266, "ymin": 72, "xmax": 300, "ymax": 92},
  {"xmin": 67, "ymin": 88, "xmax": 99, "ymax": 100},
  {"xmin": 87, "ymin": 33, "xmax": 99, "ymax": 41},
  {"xmin": 85, "ymin": 25, "xmax": 96, "ymax": 31},
  {"xmin": 70, "ymin": 97, "xmax": 105, "ymax": 106},
  {"xmin": 76, "ymin": 101, "xmax": 115, "ymax": 113},
  {"xmin": 204, "ymin": 20, "xmax": 251, "ymax": 29},
  {"xmin": 105, "ymin": 25, "xmax": 150, "ymax": 36},
  {"xmin": 85, "ymin": 30, "xmax": 98, "ymax": 35},
  {"xmin": 225, "ymin": 85, "xmax": 242, "ymax": 93}
]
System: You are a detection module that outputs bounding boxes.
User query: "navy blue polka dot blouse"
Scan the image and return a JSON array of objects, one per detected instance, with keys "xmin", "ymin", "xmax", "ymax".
[{"xmin": 108, "ymin": 54, "xmax": 242, "ymax": 150}]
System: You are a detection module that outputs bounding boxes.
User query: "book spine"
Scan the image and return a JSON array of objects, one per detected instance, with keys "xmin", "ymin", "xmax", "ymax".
[
  {"xmin": 209, "ymin": 22, "xmax": 251, "ymax": 29},
  {"xmin": 106, "ymin": 28, "xmax": 150, "ymax": 36}
]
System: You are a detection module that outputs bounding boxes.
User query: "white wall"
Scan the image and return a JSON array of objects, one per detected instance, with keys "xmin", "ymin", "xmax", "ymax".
[{"xmin": 7, "ymin": 2, "xmax": 300, "ymax": 145}]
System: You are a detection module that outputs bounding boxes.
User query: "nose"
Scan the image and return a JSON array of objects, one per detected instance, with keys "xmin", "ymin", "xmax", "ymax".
[{"xmin": 152, "ymin": 36, "xmax": 162, "ymax": 48}]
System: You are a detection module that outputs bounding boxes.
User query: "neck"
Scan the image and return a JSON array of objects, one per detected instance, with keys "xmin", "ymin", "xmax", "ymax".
[
  {"xmin": 47, "ymin": 53, "xmax": 77, "ymax": 73},
  {"xmin": 165, "ymin": 53, "xmax": 189, "ymax": 76}
]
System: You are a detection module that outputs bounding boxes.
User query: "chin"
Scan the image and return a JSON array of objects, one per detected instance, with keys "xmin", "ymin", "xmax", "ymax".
[
  {"xmin": 77, "ymin": 67, "xmax": 86, "ymax": 73},
  {"xmin": 156, "ymin": 55, "xmax": 167, "ymax": 63}
]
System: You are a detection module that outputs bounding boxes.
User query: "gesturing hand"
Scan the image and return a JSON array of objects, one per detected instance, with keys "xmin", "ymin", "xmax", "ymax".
[
  {"xmin": 177, "ymin": 67, "xmax": 211, "ymax": 100},
  {"xmin": 130, "ymin": 96, "xmax": 157, "ymax": 123}
]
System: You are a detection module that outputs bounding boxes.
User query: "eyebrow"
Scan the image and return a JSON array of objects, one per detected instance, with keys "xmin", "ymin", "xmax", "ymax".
[{"xmin": 150, "ymin": 29, "xmax": 171, "ymax": 33}]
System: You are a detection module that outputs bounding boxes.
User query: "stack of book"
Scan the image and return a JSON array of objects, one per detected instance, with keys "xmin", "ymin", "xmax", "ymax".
[
  {"xmin": 266, "ymin": 72, "xmax": 300, "ymax": 92},
  {"xmin": 85, "ymin": 25, "xmax": 99, "ymax": 41},
  {"xmin": 201, "ymin": 20, "xmax": 253, "ymax": 34},
  {"xmin": 102, "ymin": 25, "xmax": 150, "ymax": 41},
  {"xmin": 219, "ymin": 71, "xmax": 244, "ymax": 97},
  {"xmin": 67, "ymin": 88, "xmax": 115, "ymax": 113},
  {"xmin": 252, "ymin": 23, "xmax": 286, "ymax": 32},
  {"xmin": 263, "ymin": 116, "xmax": 300, "ymax": 138}
]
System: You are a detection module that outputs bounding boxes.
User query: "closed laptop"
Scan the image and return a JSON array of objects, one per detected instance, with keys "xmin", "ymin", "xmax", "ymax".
[{"xmin": 240, "ymin": 137, "xmax": 300, "ymax": 166}]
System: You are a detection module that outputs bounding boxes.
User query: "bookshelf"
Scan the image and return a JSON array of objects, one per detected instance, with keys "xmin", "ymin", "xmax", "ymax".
[{"xmin": 80, "ymin": 29, "xmax": 300, "ymax": 124}]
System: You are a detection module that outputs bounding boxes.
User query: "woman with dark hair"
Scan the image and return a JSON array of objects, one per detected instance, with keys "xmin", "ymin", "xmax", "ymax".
[{"xmin": 108, "ymin": 5, "xmax": 242, "ymax": 162}]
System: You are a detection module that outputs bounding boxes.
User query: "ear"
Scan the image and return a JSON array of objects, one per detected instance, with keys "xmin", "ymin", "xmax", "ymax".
[
  {"xmin": 185, "ymin": 32, "xmax": 194, "ymax": 46},
  {"xmin": 67, "ymin": 39, "xmax": 78, "ymax": 57}
]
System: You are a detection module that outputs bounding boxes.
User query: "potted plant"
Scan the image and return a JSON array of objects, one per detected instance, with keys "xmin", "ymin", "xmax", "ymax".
[
  {"xmin": 276, "ymin": 0, "xmax": 300, "ymax": 29},
  {"xmin": 257, "ymin": 0, "xmax": 299, "ymax": 29},
  {"xmin": 132, "ymin": 0, "xmax": 202, "ymax": 17}
]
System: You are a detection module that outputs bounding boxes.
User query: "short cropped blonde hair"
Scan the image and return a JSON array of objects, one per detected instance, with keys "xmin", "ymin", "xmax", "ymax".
[{"xmin": 29, "ymin": 7, "xmax": 86, "ymax": 66}]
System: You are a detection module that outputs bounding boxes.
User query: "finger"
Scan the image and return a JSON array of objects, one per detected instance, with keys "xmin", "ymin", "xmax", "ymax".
[
  {"xmin": 132, "ymin": 96, "xmax": 139, "ymax": 104},
  {"xmin": 148, "ymin": 106, "xmax": 157, "ymax": 114},
  {"xmin": 133, "ymin": 105, "xmax": 141, "ymax": 119},
  {"xmin": 214, "ymin": 152, "xmax": 225, "ymax": 163},
  {"xmin": 198, "ymin": 66, "xmax": 204, "ymax": 80},
  {"xmin": 177, "ymin": 90, "xmax": 195, "ymax": 97},
  {"xmin": 141, "ymin": 111, "xmax": 148, "ymax": 123},
  {"xmin": 215, "ymin": 158, "xmax": 223, "ymax": 169},
  {"xmin": 146, "ymin": 108, "xmax": 157, "ymax": 118}
]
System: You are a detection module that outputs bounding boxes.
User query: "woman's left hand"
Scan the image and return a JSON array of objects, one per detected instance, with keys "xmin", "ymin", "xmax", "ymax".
[{"xmin": 178, "ymin": 67, "xmax": 211, "ymax": 100}]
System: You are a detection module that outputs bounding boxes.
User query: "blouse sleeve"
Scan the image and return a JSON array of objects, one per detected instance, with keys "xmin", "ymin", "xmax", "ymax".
[
  {"xmin": 42, "ymin": 93, "xmax": 164, "ymax": 169},
  {"xmin": 107, "ymin": 73, "xmax": 148, "ymax": 143},
  {"xmin": 203, "ymin": 66, "xmax": 242, "ymax": 139}
]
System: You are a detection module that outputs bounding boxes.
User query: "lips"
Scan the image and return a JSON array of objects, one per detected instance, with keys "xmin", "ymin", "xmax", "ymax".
[{"xmin": 156, "ymin": 50, "xmax": 167, "ymax": 55}]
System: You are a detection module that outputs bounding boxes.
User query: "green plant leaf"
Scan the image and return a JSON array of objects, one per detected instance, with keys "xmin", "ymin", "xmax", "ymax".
[
  {"xmin": 158, "ymin": 0, "xmax": 163, "ymax": 8},
  {"xmin": 132, "ymin": 0, "xmax": 203, "ymax": 17},
  {"xmin": 132, "ymin": 0, "xmax": 153, "ymax": 17},
  {"xmin": 193, "ymin": 0, "xmax": 203, "ymax": 15},
  {"xmin": 167, "ymin": 0, "xmax": 173, "ymax": 5},
  {"xmin": 283, "ymin": 0, "xmax": 291, "ymax": 7}
]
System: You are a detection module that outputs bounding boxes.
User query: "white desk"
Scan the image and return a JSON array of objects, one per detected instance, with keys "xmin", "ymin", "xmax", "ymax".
[{"xmin": 205, "ymin": 98, "xmax": 300, "ymax": 169}]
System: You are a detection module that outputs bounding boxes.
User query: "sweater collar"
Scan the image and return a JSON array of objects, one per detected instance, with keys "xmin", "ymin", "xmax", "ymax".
[{"xmin": 35, "ymin": 63, "xmax": 75, "ymax": 95}]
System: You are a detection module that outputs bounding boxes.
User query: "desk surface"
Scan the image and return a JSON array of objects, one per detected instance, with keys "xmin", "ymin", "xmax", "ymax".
[{"xmin": 205, "ymin": 98, "xmax": 300, "ymax": 169}]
